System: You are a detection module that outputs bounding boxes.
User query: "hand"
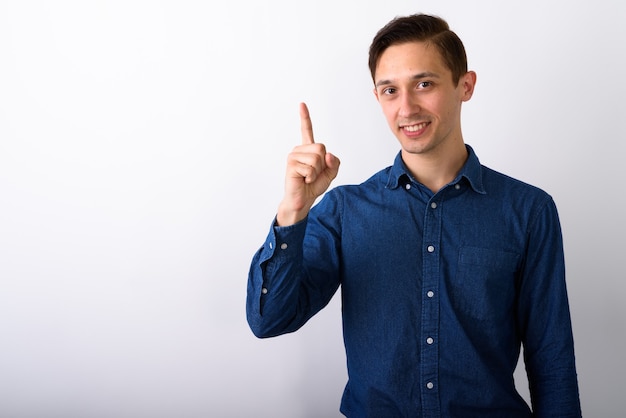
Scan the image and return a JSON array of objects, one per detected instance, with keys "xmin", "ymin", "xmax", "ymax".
[{"xmin": 276, "ymin": 102, "xmax": 340, "ymax": 226}]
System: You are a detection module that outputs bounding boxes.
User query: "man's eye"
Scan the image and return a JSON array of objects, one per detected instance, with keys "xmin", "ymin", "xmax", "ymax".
[
  {"xmin": 382, "ymin": 87, "xmax": 396, "ymax": 95},
  {"xmin": 418, "ymin": 81, "xmax": 432, "ymax": 89}
]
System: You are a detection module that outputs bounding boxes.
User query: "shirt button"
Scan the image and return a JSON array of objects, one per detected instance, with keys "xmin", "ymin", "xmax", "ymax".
[
  {"xmin": 426, "ymin": 337, "xmax": 434, "ymax": 345},
  {"xmin": 427, "ymin": 245, "xmax": 435, "ymax": 253},
  {"xmin": 426, "ymin": 382, "xmax": 434, "ymax": 389},
  {"xmin": 430, "ymin": 202, "xmax": 437, "ymax": 209},
  {"xmin": 261, "ymin": 287, "xmax": 268, "ymax": 294},
  {"xmin": 405, "ymin": 184, "xmax": 411, "ymax": 190},
  {"xmin": 269, "ymin": 242, "xmax": 273, "ymax": 249},
  {"xmin": 280, "ymin": 243, "xmax": 288, "ymax": 250},
  {"xmin": 427, "ymin": 290, "xmax": 434, "ymax": 298},
  {"xmin": 455, "ymin": 184, "xmax": 461, "ymax": 190}
]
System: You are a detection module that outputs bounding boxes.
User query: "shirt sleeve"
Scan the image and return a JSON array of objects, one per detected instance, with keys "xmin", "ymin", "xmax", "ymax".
[
  {"xmin": 517, "ymin": 196, "xmax": 582, "ymax": 417},
  {"xmin": 246, "ymin": 194, "xmax": 343, "ymax": 338}
]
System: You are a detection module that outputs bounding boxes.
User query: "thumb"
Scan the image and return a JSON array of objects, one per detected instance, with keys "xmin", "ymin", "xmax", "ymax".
[{"xmin": 325, "ymin": 152, "xmax": 341, "ymax": 179}]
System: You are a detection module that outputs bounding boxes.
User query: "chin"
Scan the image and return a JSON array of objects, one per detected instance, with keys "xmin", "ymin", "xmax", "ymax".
[{"xmin": 399, "ymin": 138, "xmax": 431, "ymax": 153}]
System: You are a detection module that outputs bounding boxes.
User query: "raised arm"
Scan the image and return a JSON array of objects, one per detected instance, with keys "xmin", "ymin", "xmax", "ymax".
[{"xmin": 247, "ymin": 103, "xmax": 342, "ymax": 338}]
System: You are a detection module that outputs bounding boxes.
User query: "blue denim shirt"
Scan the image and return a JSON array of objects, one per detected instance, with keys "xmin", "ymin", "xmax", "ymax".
[{"xmin": 247, "ymin": 146, "xmax": 581, "ymax": 417}]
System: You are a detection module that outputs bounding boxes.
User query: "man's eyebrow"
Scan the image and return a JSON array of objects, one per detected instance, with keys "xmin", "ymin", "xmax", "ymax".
[{"xmin": 375, "ymin": 72, "xmax": 441, "ymax": 88}]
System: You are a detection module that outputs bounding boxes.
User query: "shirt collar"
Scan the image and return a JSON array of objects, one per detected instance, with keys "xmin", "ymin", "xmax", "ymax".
[{"xmin": 385, "ymin": 144, "xmax": 486, "ymax": 194}]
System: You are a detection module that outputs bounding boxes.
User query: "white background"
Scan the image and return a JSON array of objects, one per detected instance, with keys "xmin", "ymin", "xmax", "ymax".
[{"xmin": 1, "ymin": 1, "xmax": 624, "ymax": 417}]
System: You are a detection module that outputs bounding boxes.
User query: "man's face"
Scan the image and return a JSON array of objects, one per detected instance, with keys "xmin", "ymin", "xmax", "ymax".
[{"xmin": 373, "ymin": 41, "xmax": 475, "ymax": 157}]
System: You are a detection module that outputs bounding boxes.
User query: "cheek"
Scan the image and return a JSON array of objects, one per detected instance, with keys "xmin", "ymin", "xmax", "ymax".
[
  {"xmin": 442, "ymin": 99, "xmax": 462, "ymax": 120},
  {"xmin": 429, "ymin": 98, "xmax": 455, "ymax": 120},
  {"xmin": 380, "ymin": 104, "xmax": 397, "ymax": 125}
]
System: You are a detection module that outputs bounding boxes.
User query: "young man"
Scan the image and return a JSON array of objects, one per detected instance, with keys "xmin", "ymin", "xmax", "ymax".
[{"xmin": 247, "ymin": 14, "xmax": 581, "ymax": 417}]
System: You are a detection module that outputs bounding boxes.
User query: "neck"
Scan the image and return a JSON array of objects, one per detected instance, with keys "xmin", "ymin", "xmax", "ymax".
[{"xmin": 402, "ymin": 140, "xmax": 468, "ymax": 194}]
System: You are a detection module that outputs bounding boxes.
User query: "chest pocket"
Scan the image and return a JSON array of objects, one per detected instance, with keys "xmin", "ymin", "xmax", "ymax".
[{"xmin": 451, "ymin": 246, "xmax": 521, "ymax": 321}]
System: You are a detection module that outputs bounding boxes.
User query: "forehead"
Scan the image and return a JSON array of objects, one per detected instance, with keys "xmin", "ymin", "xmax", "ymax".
[{"xmin": 374, "ymin": 41, "xmax": 449, "ymax": 83}]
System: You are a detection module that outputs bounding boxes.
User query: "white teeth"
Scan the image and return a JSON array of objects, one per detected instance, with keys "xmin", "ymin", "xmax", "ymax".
[{"xmin": 404, "ymin": 123, "xmax": 427, "ymax": 132}]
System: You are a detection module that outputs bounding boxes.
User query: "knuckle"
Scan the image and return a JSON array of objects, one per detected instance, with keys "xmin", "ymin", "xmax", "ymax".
[{"xmin": 313, "ymin": 143, "xmax": 326, "ymax": 153}]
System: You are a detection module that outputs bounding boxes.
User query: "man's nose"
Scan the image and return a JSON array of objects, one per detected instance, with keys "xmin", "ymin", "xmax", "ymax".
[{"xmin": 398, "ymin": 92, "xmax": 420, "ymax": 118}]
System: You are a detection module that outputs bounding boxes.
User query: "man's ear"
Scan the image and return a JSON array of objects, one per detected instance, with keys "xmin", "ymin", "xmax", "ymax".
[
  {"xmin": 460, "ymin": 71, "xmax": 477, "ymax": 102},
  {"xmin": 373, "ymin": 87, "xmax": 380, "ymax": 102}
]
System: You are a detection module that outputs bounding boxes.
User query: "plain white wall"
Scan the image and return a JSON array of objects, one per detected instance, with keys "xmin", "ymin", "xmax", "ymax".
[{"xmin": 1, "ymin": 1, "xmax": 624, "ymax": 417}]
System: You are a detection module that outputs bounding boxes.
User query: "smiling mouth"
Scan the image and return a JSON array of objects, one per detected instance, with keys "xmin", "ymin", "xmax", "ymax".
[{"xmin": 402, "ymin": 122, "xmax": 429, "ymax": 132}]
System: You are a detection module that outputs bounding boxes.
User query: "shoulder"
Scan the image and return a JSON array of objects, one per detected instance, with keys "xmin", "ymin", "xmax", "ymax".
[
  {"xmin": 478, "ymin": 165, "xmax": 561, "ymax": 226},
  {"xmin": 327, "ymin": 165, "xmax": 393, "ymax": 197},
  {"xmin": 311, "ymin": 166, "xmax": 393, "ymax": 217},
  {"xmin": 481, "ymin": 165, "xmax": 552, "ymax": 201},
  {"xmin": 476, "ymin": 165, "xmax": 564, "ymax": 241}
]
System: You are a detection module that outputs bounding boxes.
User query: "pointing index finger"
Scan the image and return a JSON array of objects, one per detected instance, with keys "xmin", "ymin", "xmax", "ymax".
[{"xmin": 299, "ymin": 102, "xmax": 315, "ymax": 145}]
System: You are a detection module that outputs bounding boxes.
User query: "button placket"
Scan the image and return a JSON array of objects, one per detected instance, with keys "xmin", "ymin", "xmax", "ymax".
[{"xmin": 420, "ymin": 195, "xmax": 442, "ymax": 415}]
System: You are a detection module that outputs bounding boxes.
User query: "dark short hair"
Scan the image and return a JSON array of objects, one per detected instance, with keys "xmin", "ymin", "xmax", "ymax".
[{"xmin": 368, "ymin": 14, "xmax": 468, "ymax": 85}]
